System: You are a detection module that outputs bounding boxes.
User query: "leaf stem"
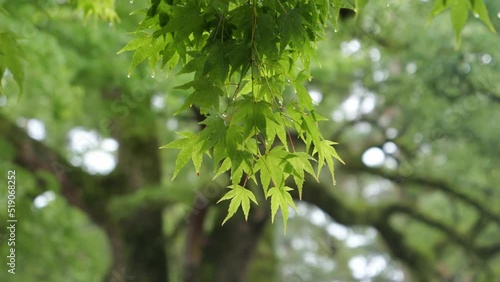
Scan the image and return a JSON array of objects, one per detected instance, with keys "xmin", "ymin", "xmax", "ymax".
[{"xmin": 287, "ymin": 131, "xmax": 296, "ymax": 153}]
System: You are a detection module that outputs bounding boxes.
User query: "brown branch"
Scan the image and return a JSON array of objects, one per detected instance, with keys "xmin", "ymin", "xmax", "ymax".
[
  {"xmin": 383, "ymin": 204, "xmax": 474, "ymax": 253},
  {"xmin": 0, "ymin": 113, "xmax": 97, "ymax": 218},
  {"xmin": 384, "ymin": 204, "xmax": 500, "ymax": 261},
  {"xmin": 297, "ymin": 180, "xmax": 437, "ymax": 281},
  {"xmin": 374, "ymin": 220, "xmax": 436, "ymax": 282},
  {"xmin": 343, "ymin": 161, "xmax": 500, "ymax": 226},
  {"xmin": 297, "ymin": 177, "xmax": 500, "ymax": 280}
]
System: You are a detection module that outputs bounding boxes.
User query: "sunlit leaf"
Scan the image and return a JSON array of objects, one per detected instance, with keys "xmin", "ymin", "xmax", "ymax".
[{"xmin": 218, "ymin": 185, "xmax": 258, "ymax": 224}]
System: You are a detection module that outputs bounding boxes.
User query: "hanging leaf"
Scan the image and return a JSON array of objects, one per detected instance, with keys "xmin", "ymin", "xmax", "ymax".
[
  {"xmin": 218, "ymin": 185, "xmax": 258, "ymax": 223},
  {"xmin": 0, "ymin": 32, "xmax": 24, "ymax": 95}
]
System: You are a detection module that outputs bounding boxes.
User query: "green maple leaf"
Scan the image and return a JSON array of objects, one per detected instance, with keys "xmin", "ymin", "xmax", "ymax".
[
  {"xmin": 160, "ymin": 132, "xmax": 201, "ymax": 179},
  {"xmin": 313, "ymin": 140, "xmax": 344, "ymax": 185},
  {"xmin": 218, "ymin": 185, "xmax": 258, "ymax": 224},
  {"xmin": 0, "ymin": 32, "xmax": 24, "ymax": 94},
  {"xmin": 281, "ymin": 152, "xmax": 316, "ymax": 199},
  {"xmin": 471, "ymin": 0, "xmax": 495, "ymax": 32},
  {"xmin": 451, "ymin": 0, "xmax": 469, "ymax": 46},
  {"xmin": 213, "ymin": 157, "xmax": 231, "ymax": 180},
  {"xmin": 255, "ymin": 146, "xmax": 289, "ymax": 195},
  {"xmin": 267, "ymin": 186, "xmax": 297, "ymax": 233}
]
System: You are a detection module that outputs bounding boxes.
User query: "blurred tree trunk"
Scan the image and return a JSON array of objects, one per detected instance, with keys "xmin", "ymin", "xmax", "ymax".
[
  {"xmin": 2, "ymin": 110, "xmax": 168, "ymax": 281},
  {"xmin": 183, "ymin": 202, "xmax": 269, "ymax": 282},
  {"xmin": 203, "ymin": 211, "xmax": 268, "ymax": 282},
  {"xmin": 99, "ymin": 88, "xmax": 168, "ymax": 282}
]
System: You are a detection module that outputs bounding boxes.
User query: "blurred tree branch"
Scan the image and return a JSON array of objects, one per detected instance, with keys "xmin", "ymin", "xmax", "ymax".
[
  {"xmin": 343, "ymin": 159, "xmax": 500, "ymax": 226},
  {"xmin": 0, "ymin": 113, "xmax": 97, "ymax": 217},
  {"xmin": 298, "ymin": 175, "xmax": 500, "ymax": 280}
]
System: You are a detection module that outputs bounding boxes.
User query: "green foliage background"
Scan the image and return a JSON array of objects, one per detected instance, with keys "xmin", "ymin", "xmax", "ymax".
[{"xmin": 0, "ymin": 0, "xmax": 499, "ymax": 281}]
